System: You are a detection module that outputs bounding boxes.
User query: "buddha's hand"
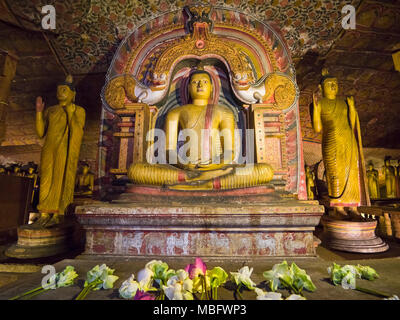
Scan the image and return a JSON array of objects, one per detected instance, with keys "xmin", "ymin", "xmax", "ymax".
[
  {"xmin": 346, "ymin": 96, "xmax": 355, "ymax": 108},
  {"xmin": 312, "ymin": 93, "xmax": 320, "ymax": 111},
  {"xmin": 36, "ymin": 96, "xmax": 45, "ymax": 112}
]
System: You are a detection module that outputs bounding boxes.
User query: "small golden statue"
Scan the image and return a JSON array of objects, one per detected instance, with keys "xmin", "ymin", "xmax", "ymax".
[
  {"xmin": 33, "ymin": 75, "xmax": 86, "ymax": 227},
  {"xmin": 0, "ymin": 165, "xmax": 5, "ymax": 174},
  {"xmin": 75, "ymin": 162, "xmax": 94, "ymax": 196},
  {"xmin": 25, "ymin": 162, "xmax": 39, "ymax": 204},
  {"xmin": 128, "ymin": 70, "xmax": 274, "ymax": 189},
  {"xmin": 312, "ymin": 69, "xmax": 368, "ymax": 219},
  {"xmin": 384, "ymin": 156, "xmax": 396, "ymax": 198},
  {"xmin": 305, "ymin": 165, "xmax": 315, "ymax": 200},
  {"xmin": 366, "ymin": 161, "xmax": 380, "ymax": 199}
]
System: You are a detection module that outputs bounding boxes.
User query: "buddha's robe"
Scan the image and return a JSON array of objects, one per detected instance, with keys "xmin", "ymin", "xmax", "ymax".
[
  {"xmin": 367, "ymin": 169, "xmax": 380, "ymax": 199},
  {"xmin": 37, "ymin": 104, "xmax": 85, "ymax": 214},
  {"xmin": 319, "ymin": 98, "xmax": 368, "ymax": 207}
]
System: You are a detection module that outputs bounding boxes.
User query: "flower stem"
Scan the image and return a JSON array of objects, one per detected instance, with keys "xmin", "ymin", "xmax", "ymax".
[
  {"xmin": 22, "ymin": 288, "xmax": 47, "ymax": 300},
  {"xmin": 9, "ymin": 286, "xmax": 43, "ymax": 300},
  {"xmin": 236, "ymin": 284, "xmax": 243, "ymax": 300},
  {"xmin": 355, "ymin": 286, "xmax": 391, "ymax": 298}
]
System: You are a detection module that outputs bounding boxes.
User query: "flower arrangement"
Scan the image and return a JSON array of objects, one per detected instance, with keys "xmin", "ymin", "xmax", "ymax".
[
  {"xmin": 263, "ymin": 261, "xmax": 316, "ymax": 297},
  {"xmin": 10, "ymin": 266, "xmax": 78, "ymax": 300},
  {"xmin": 75, "ymin": 264, "xmax": 119, "ymax": 300},
  {"xmin": 327, "ymin": 263, "xmax": 396, "ymax": 299}
]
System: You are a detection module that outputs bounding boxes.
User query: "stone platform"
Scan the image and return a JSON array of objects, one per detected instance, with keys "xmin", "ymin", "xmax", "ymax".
[{"xmin": 74, "ymin": 194, "xmax": 324, "ymax": 258}]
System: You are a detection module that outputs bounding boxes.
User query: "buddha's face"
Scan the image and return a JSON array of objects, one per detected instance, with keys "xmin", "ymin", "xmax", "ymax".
[
  {"xmin": 28, "ymin": 168, "xmax": 34, "ymax": 174},
  {"xmin": 322, "ymin": 78, "xmax": 338, "ymax": 98},
  {"xmin": 189, "ymin": 73, "xmax": 212, "ymax": 101},
  {"xmin": 368, "ymin": 164, "xmax": 373, "ymax": 170},
  {"xmin": 57, "ymin": 85, "xmax": 75, "ymax": 104}
]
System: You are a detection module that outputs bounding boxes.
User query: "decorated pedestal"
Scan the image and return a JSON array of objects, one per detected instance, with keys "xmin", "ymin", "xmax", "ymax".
[
  {"xmin": 320, "ymin": 216, "xmax": 389, "ymax": 253},
  {"xmin": 75, "ymin": 192, "xmax": 324, "ymax": 258},
  {"xmin": 5, "ymin": 220, "xmax": 78, "ymax": 259}
]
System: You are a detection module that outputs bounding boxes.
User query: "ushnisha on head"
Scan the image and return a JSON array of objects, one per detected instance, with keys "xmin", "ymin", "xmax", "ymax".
[
  {"xmin": 57, "ymin": 74, "xmax": 76, "ymax": 106},
  {"xmin": 319, "ymin": 68, "xmax": 338, "ymax": 99}
]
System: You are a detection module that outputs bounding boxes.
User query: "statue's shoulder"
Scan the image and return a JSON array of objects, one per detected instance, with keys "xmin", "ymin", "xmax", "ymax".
[{"xmin": 215, "ymin": 104, "xmax": 235, "ymax": 116}]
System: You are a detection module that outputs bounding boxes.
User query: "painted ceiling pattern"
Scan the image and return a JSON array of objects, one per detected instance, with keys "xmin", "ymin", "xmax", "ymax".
[
  {"xmin": 1, "ymin": 0, "xmax": 400, "ymax": 149},
  {"xmin": 8, "ymin": 0, "xmax": 361, "ymax": 74}
]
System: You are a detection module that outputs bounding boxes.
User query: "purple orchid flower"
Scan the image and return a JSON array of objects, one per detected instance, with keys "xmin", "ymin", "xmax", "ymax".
[
  {"xmin": 133, "ymin": 290, "xmax": 155, "ymax": 300},
  {"xmin": 184, "ymin": 257, "xmax": 207, "ymax": 279}
]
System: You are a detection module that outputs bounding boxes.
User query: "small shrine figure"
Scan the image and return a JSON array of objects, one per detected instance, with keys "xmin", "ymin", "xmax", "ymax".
[
  {"xmin": 312, "ymin": 69, "xmax": 369, "ymax": 219},
  {"xmin": 384, "ymin": 156, "xmax": 396, "ymax": 198},
  {"xmin": 395, "ymin": 159, "xmax": 400, "ymax": 198},
  {"xmin": 11, "ymin": 163, "xmax": 23, "ymax": 176},
  {"xmin": 366, "ymin": 161, "xmax": 380, "ymax": 199},
  {"xmin": 305, "ymin": 165, "xmax": 315, "ymax": 200},
  {"xmin": 75, "ymin": 162, "xmax": 94, "ymax": 196},
  {"xmin": 0, "ymin": 165, "xmax": 6, "ymax": 174},
  {"xmin": 25, "ymin": 162, "xmax": 39, "ymax": 205}
]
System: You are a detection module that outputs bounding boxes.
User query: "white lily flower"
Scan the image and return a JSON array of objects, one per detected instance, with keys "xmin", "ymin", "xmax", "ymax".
[
  {"xmin": 163, "ymin": 269, "xmax": 193, "ymax": 300},
  {"xmin": 255, "ymin": 288, "xmax": 283, "ymax": 300},
  {"xmin": 286, "ymin": 294, "xmax": 306, "ymax": 300},
  {"xmin": 119, "ymin": 274, "xmax": 140, "ymax": 299},
  {"xmin": 231, "ymin": 266, "xmax": 257, "ymax": 290},
  {"xmin": 137, "ymin": 267, "xmax": 155, "ymax": 291}
]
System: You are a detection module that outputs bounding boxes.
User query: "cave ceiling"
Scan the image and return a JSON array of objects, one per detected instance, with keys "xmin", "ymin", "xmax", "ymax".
[{"xmin": 0, "ymin": 0, "xmax": 399, "ymax": 148}]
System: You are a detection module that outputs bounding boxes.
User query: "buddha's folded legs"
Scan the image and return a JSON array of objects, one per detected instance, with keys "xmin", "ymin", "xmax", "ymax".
[{"xmin": 128, "ymin": 162, "xmax": 274, "ymax": 190}]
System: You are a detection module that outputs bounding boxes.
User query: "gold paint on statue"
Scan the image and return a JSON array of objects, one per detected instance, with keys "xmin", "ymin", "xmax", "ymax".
[
  {"xmin": 34, "ymin": 75, "xmax": 85, "ymax": 227},
  {"xmin": 384, "ymin": 157, "xmax": 396, "ymax": 198},
  {"xmin": 128, "ymin": 71, "xmax": 274, "ymax": 190},
  {"xmin": 366, "ymin": 161, "xmax": 380, "ymax": 199},
  {"xmin": 305, "ymin": 165, "xmax": 315, "ymax": 200},
  {"xmin": 75, "ymin": 162, "xmax": 94, "ymax": 196},
  {"xmin": 312, "ymin": 69, "xmax": 368, "ymax": 219}
]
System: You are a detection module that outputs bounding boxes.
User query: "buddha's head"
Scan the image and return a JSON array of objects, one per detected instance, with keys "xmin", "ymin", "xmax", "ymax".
[
  {"xmin": 189, "ymin": 71, "xmax": 212, "ymax": 102},
  {"xmin": 57, "ymin": 75, "xmax": 76, "ymax": 106},
  {"xmin": 81, "ymin": 162, "xmax": 90, "ymax": 175},
  {"xmin": 319, "ymin": 68, "xmax": 338, "ymax": 99},
  {"xmin": 368, "ymin": 161, "xmax": 374, "ymax": 170}
]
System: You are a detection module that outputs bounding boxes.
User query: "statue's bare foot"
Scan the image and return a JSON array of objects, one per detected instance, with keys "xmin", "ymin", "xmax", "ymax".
[
  {"xmin": 347, "ymin": 207, "xmax": 363, "ymax": 221},
  {"xmin": 185, "ymin": 167, "xmax": 234, "ymax": 182},
  {"xmin": 329, "ymin": 208, "xmax": 349, "ymax": 220},
  {"xmin": 29, "ymin": 213, "xmax": 52, "ymax": 228},
  {"xmin": 43, "ymin": 214, "xmax": 62, "ymax": 228}
]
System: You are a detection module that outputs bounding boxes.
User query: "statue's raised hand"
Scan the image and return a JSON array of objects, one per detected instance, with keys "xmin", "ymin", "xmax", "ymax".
[
  {"xmin": 312, "ymin": 92, "xmax": 320, "ymax": 112},
  {"xmin": 36, "ymin": 96, "xmax": 45, "ymax": 112},
  {"xmin": 346, "ymin": 96, "xmax": 355, "ymax": 108}
]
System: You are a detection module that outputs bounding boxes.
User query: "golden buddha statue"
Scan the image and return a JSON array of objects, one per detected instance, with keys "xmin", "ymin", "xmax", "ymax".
[
  {"xmin": 12, "ymin": 164, "xmax": 23, "ymax": 177},
  {"xmin": 33, "ymin": 75, "xmax": 86, "ymax": 227},
  {"xmin": 366, "ymin": 161, "xmax": 380, "ymax": 199},
  {"xmin": 75, "ymin": 162, "xmax": 94, "ymax": 196},
  {"xmin": 305, "ymin": 165, "xmax": 315, "ymax": 200},
  {"xmin": 312, "ymin": 69, "xmax": 367, "ymax": 219},
  {"xmin": 384, "ymin": 156, "xmax": 396, "ymax": 198},
  {"xmin": 128, "ymin": 70, "xmax": 273, "ymax": 190},
  {"xmin": 25, "ymin": 163, "xmax": 39, "ymax": 204},
  {"xmin": 0, "ymin": 166, "xmax": 5, "ymax": 174}
]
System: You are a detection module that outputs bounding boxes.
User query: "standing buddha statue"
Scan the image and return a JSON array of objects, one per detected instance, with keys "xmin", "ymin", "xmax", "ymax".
[
  {"xmin": 312, "ymin": 69, "xmax": 369, "ymax": 219},
  {"xmin": 366, "ymin": 161, "xmax": 380, "ymax": 199},
  {"xmin": 33, "ymin": 75, "xmax": 86, "ymax": 227},
  {"xmin": 305, "ymin": 165, "xmax": 315, "ymax": 200},
  {"xmin": 384, "ymin": 156, "xmax": 396, "ymax": 198}
]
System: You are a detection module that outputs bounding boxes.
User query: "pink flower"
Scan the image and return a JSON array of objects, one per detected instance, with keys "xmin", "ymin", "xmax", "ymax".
[
  {"xmin": 133, "ymin": 290, "xmax": 155, "ymax": 300},
  {"xmin": 185, "ymin": 258, "xmax": 207, "ymax": 279}
]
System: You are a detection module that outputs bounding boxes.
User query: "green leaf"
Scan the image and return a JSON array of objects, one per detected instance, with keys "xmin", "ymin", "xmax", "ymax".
[{"xmin": 291, "ymin": 262, "xmax": 316, "ymax": 292}]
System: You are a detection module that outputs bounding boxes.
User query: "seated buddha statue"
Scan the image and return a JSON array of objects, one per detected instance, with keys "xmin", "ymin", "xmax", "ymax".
[
  {"xmin": 75, "ymin": 162, "xmax": 94, "ymax": 196},
  {"xmin": 128, "ymin": 70, "xmax": 274, "ymax": 190}
]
